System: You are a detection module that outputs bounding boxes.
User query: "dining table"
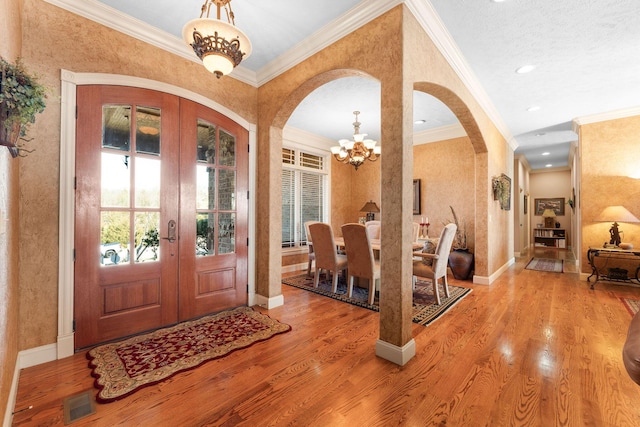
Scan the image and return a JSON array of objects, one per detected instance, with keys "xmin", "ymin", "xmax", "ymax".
[{"xmin": 334, "ymin": 236, "xmax": 423, "ymax": 252}]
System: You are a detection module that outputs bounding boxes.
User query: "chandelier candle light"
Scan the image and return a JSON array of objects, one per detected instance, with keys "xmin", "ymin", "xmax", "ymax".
[
  {"xmin": 331, "ymin": 111, "xmax": 380, "ymax": 170},
  {"xmin": 183, "ymin": 0, "xmax": 252, "ymax": 79}
]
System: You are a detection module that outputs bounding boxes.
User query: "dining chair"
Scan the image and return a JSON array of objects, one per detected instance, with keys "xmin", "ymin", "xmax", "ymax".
[
  {"xmin": 308, "ymin": 222, "xmax": 348, "ymax": 293},
  {"xmin": 412, "ymin": 223, "xmax": 457, "ymax": 305},
  {"xmin": 341, "ymin": 223, "xmax": 381, "ymax": 305},
  {"xmin": 365, "ymin": 220, "xmax": 381, "ymax": 239},
  {"xmin": 304, "ymin": 221, "xmax": 320, "ymax": 277}
]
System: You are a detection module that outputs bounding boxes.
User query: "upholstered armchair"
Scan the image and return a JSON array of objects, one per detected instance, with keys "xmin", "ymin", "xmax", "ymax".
[
  {"xmin": 308, "ymin": 222, "xmax": 348, "ymax": 293},
  {"xmin": 341, "ymin": 223, "xmax": 380, "ymax": 305},
  {"xmin": 412, "ymin": 223, "xmax": 457, "ymax": 305},
  {"xmin": 364, "ymin": 220, "xmax": 381, "ymax": 239}
]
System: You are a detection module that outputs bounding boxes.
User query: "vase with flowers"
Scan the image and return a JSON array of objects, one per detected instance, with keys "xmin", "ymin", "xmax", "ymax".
[{"xmin": 0, "ymin": 56, "xmax": 48, "ymax": 157}]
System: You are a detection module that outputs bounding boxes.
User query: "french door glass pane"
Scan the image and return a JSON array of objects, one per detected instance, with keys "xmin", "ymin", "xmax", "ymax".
[
  {"xmin": 218, "ymin": 169, "xmax": 235, "ymax": 210},
  {"xmin": 218, "ymin": 213, "xmax": 235, "ymax": 254},
  {"xmin": 100, "ymin": 211, "xmax": 129, "ymax": 266},
  {"xmin": 101, "ymin": 152, "xmax": 130, "ymax": 208},
  {"xmin": 196, "ymin": 119, "xmax": 216, "ymax": 162},
  {"xmin": 135, "ymin": 106, "xmax": 161, "ymax": 155},
  {"xmin": 134, "ymin": 212, "xmax": 160, "ymax": 263},
  {"xmin": 196, "ymin": 213, "xmax": 215, "ymax": 256},
  {"xmin": 196, "ymin": 165, "xmax": 215, "ymax": 210},
  {"xmin": 135, "ymin": 157, "xmax": 160, "ymax": 208},
  {"xmin": 102, "ymin": 105, "xmax": 131, "ymax": 151},
  {"xmin": 219, "ymin": 129, "xmax": 235, "ymax": 166}
]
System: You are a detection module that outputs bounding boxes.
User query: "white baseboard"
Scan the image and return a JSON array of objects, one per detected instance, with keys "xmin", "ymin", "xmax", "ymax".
[
  {"xmin": 18, "ymin": 344, "xmax": 57, "ymax": 369},
  {"xmin": 254, "ymin": 293, "xmax": 284, "ymax": 309},
  {"xmin": 375, "ymin": 338, "xmax": 416, "ymax": 366},
  {"xmin": 282, "ymin": 263, "xmax": 306, "ymax": 274},
  {"xmin": 473, "ymin": 256, "xmax": 515, "ymax": 285}
]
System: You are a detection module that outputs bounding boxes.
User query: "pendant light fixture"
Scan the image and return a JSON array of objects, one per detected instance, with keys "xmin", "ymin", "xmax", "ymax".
[
  {"xmin": 182, "ymin": 0, "xmax": 252, "ymax": 79},
  {"xmin": 330, "ymin": 111, "xmax": 380, "ymax": 171}
]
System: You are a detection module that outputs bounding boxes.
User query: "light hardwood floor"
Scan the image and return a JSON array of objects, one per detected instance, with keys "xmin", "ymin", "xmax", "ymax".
[{"xmin": 11, "ymin": 248, "xmax": 640, "ymax": 426}]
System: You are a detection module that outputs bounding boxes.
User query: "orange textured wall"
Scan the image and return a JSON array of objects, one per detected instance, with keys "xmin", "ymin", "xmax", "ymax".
[
  {"xmin": 0, "ymin": 0, "xmax": 22, "ymax": 418},
  {"xmin": 578, "ymin": 115, "xmax": 640, "ymax": 273}
]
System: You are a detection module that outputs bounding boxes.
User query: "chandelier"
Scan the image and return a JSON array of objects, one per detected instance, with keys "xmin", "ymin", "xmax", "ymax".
[
  {"xmin": 182, "ymin": 0, "xmax": 252, "ymax": 79},
  {"xmin": 330, "ymin": 111, "xmax": 380, "ymax": 170}
]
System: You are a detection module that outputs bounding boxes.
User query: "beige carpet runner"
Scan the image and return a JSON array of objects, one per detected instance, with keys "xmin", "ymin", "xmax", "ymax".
[
  {"xmin": 525, "ymin": 257, "xmax": 564, "ymax": 273},
  {"xmin": 87, "ymin": 307, "xmax": 291, "ymax": 403}
]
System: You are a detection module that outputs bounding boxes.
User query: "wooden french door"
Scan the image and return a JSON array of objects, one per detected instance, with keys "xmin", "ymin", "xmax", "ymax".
[{"xmin": 74, "ymin": 86, "xmax": 248, "ymax": 349}]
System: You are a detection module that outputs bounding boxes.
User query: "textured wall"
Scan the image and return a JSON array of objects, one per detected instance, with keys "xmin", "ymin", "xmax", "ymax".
[
  {"xmin": 578, "ymin": 115, "xmax": 640, "ymax": 273},
  {"xmin": 17, "ymin": 0, "xmax": 257, "ymax": 351},
  {"xmin": 0, "ymin": 0, "xmax": 22, "ymax": 419}
]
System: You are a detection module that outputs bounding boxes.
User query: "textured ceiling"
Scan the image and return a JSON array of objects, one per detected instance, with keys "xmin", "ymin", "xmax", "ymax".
[{"xmin": 71, "ymin": 0, "xmax": 640, "ymax": 170}]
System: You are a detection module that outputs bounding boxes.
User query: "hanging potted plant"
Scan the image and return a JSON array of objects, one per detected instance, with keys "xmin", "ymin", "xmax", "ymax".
[{"xmin": 0, "ymin": 56, "xmax": 48, "ymax": 157}]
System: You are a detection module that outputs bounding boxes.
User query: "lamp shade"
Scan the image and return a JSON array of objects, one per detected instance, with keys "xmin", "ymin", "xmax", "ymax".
[
  {"xmin": 360, "ymin": 200, "xmax": 380, "ymax": 213},
  {"xmin": 595, "ymin": 205, "xmax": 640, "ymax": 223},
  {"xmin": 541, "ymin": 209, "xmax": 556, "ymax": 218}
]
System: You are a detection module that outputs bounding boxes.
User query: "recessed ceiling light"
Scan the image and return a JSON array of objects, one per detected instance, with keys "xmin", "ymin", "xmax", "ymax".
[
  {"xmin": 527, "ymin": 106, "xmax": 540, "ymax": 112},
  {"xmin": 516, "ymin": 65, "xmax": 536, "ymax": 74},
  {"xmin": 492, "ymin": 0, "xmax": 506, "ymax": 2},
  {"xmin": 535, "ymin": 133, "xmax": 546, "ymax": 136},
  {"xmin": 414, "ymin": 119, "xmax": 426, "ymax": 125},
  {"xmin": 542, "ymin": 152, "xmax": 550, "ymax": 156},
  {"xmin": 545, "ymin": 164, "xmax": 552, "ymax": 168}
]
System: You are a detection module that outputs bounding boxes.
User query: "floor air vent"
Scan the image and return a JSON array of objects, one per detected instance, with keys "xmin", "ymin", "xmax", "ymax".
[{"xmin": 63, "ymin": 391, "xmax": 96, "ymax": 425}]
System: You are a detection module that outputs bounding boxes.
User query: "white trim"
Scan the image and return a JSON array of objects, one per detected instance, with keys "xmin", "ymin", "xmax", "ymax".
[
  {"xmin": 472, "ymin": 257, "xmax": 515, "ymax": 285},
  {"xmin": 406, "ymin": 0, "xmax": 515, "ymax": 150},
  {"xmin": 375, "ymin": 338, "xmax": 416, "ymax": 366},
  {"xmin": 572, "ymin": 105, "xmax": 640, "ymax": 131},
  {"xmin": 254, "ymin": 294, "xmax": 285, "ymax": 310},
  {"xmin": 18, "ymin": 344, "xmax": 58, "ymax": 369},
  {"xmin": 282, "ymin": 263, "xmax": 308, "ymax": 274},
  {"xmin": 283, "ymin": 126, "xmax": 336, "ymax": 152},
  {"xmin": 56, "ymin": 70, "xmax": 257, "ymax": 361},
  {"xmin": 413, "ymin": 123, "xmax": 467, "ymax": 145}
]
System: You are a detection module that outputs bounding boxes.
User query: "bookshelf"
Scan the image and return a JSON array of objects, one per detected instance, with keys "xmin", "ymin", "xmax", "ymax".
[{"xmin": 534, "ymin": 228, "xmax": 566, "ymax": 249}]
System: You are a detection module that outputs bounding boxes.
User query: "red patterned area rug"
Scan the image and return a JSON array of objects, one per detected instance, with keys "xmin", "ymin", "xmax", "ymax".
[
  {"xmin": 87, "ymin": 307, "xmax": 291, "ymax": 403},
  {"xmin": 282, "ymin": 274, "xmax": 471, "ymax": 327},
  {"xmin": 525, "ymin": 257, "xmax": 564, "ymax": 273},
  {"xmin": 621, "ymin": 298, "xmax": 640, "ymax": 316}
]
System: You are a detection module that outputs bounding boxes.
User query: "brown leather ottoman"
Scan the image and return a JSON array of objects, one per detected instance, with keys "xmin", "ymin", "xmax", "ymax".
[{"xmin": 623, "ymin": 310, "xmax": 640, "ymax": 385}]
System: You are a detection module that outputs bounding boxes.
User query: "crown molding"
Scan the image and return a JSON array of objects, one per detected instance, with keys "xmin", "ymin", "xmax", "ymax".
[
  {"xmin": 43, "ymin": 0, "xmax": 258, "ymax": 86},
  {"xmin": 406, "ymin": 0, "xmax": 515, "ymax": 151},
  {"xmin": 256, "ymin": 0, "xmax": 403, "ymax": 85},
  {"xmin": 572, "ymin": 105, "xmax": 640, "ymax": 132},
  {"xmin": 413, "ymin": 123, "xmax": 467, "ymax": 145},
  {"xmin": 283, "ymin": 126, "xmax": 336, "ymax": 151}
]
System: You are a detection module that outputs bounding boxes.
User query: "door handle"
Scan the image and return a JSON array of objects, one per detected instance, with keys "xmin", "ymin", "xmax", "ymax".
[{"xmin": 162, "ymin": 220, "xmax": 177, "ymax": 243}]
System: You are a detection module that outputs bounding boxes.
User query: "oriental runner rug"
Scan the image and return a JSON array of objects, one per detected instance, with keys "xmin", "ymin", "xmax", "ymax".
[
  {"xmin": 87, "ymin": 307, "xmax": 291, "ymax": 403},
  {"xmin": 525, "ymin": 257, "xmax": 564, "ymax": 273},
  {"xmin": 282, "ymin": 274, "xmax": 471, "ymax": 327},
  {"xmin": 621, "ymin": 298, "xmax": 640, "ymax": 316}
]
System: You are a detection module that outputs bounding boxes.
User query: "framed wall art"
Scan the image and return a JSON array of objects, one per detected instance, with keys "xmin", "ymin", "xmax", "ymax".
[
  {"xmin": 413, "ymin": 179, "xmax": 421, "ymax": 215},
  {"xmin": 534, "ymin": 198, "xmax": 565, "ymax": 216}
]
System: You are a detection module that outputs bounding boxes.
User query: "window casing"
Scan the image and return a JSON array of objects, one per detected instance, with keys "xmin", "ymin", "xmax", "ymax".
[{"xmin": 282, "ymin": 147, "xmax": 328, "ymax": 249}]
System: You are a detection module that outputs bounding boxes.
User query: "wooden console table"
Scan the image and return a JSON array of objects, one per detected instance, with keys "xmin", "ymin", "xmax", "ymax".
[{"xmin": 587, "ymin": 247, "xmax": 640, "ymax": 289}]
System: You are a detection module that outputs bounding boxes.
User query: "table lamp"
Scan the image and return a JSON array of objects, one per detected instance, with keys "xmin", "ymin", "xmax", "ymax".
[
  {"xmin": 360, "ymin": 200, "xmax": 380, "ymax": 221},
  {"xmin": 542, "ymin": 209, "xmax": 556, "ymax": 228},
  {"xmin": 595, "ymin": 205, "xmax": 640, "ymax": 248}
]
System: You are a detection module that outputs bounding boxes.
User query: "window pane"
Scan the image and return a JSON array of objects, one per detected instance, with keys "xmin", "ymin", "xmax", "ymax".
[
  {"xmin": 100, "ymin": 211, "xmax": 129, "ymax": 266},
  {"xmin": 102, "ymin": 105, "xmax": 131, "ymax": 151},
  {"xmin": 219, "ymin": 129, "xmax": 235, "ymax": 166},
  {"xmin": 136, "ymin": 106, "xmax": 161, "ymax": 155},
  {"xmin": 281, "ymin": 169, "xmax": 295, "ymax": 247},
  {"xmin": 218, "ymin": 213, "xmax": 235, "ymax": 254},
  {"xmin": 300, "ymin": 152, "xmax": 323, "ymax": 169},
  {"xmin": 300, "ymin": 171, "xmax": 324, "ymax": 237},
  {"xmin": 134, "ymin": 212, "xmax": 159, "ymax": 263},
  {"xmin": 282, "ymin": 148, "xmax": 294, "ymax": 165},
  {"xmin": 135, "ymin": 157, "xmax": 160, "ymax": 208},
  {"xmin": 101, "ymin": 152, "xmax": 130, "ymax": 208},
  {"xmin": 197, "ymin": 119, "xmax": 216, "ymax": 163},
  {"xmin": 196, "ymin": 165, "xmax": 215, "ymax": 210},
  {"xmin": 218, "ymin": 169, "xmax": 235, "ymax": 210},
  {"xmin": 196, "ymin": 213, "xmax": 215, "ymax": 256}
]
